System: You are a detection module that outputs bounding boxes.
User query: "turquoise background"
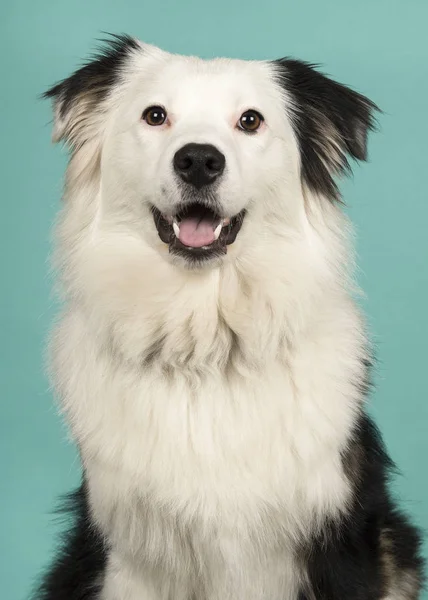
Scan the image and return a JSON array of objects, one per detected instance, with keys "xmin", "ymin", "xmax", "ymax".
[{"xmin": 1, "ymin": 0, "xmax": 427, "ymax": 598}]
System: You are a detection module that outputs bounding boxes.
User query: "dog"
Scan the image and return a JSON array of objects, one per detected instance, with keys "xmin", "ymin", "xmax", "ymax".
[{"xmin": 35, "ymin": 34, "xmax": 424, "ymax": 599}]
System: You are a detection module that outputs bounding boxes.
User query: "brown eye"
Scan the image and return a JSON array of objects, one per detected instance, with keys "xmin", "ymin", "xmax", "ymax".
[
  {"xmin": 143, "ymin": 106, "xmax": 167, "ymax": 126},
  {"xmin": 238, "ymin": 110, "xmax": 264, "ymax": 133}
]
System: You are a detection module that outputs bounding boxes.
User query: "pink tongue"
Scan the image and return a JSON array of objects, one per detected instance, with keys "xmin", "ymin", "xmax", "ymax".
[{"xmin": 178, "ymin": 217, "xmax": 216, "ymax": 248}]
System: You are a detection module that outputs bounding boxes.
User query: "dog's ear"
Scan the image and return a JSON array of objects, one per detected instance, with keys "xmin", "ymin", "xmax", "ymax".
[
  {"xmin": 44, "ymin": 34, "xmax": 140, "ymax": 148},
  {"xmin": 273, "ymin": 59, "xmax": 379, "ymax": 201}
]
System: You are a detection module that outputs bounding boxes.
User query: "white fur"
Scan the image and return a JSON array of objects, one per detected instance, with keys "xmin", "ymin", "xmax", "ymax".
[{"xmin": 50, "ymin": 42, "xmax": 371, "ymax": 599}]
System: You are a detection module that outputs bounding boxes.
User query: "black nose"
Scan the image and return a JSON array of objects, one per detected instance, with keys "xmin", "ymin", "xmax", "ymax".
[{"xmin": 173, "ymin": 143, "xmax": 226, "ymax": 189}]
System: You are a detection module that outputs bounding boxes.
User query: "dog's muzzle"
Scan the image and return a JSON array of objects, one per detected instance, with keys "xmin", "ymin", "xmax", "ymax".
[{"xmin": 151, "ymin": 143, "xmax": 245, "ymax": 264}]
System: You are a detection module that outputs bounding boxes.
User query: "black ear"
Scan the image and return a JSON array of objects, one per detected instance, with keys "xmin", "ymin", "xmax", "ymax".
[
  {"xmin": 44, "ymin": 34, "xmax": 140, "ymax": 148},
  {"xmin": 273, "ymin": 59, "xmax": 379, "ymax": 201}
]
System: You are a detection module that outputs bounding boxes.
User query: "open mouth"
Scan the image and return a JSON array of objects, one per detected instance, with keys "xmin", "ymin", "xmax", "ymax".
[{"xmin": 151, "ymin": 202, "xmax": 246, "ymax": 262}]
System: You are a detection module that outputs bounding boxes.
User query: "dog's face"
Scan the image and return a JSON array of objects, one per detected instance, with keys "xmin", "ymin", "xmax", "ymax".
[
  {"xmin": 103, "ymin": 50, "xmax": 296, "ymax": 267},
  {"xmin": 46, "ymin": 36, "xmax": 377, "ymax": 270}
]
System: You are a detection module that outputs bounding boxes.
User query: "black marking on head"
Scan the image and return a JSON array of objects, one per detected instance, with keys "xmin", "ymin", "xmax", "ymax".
[
  {"xmin": 44, "ymin": 34, "xmax": 140, "ymax": 147},
  {"xmin": 273, "ymin": 59, "xmax": 380, "ymax": 201}
]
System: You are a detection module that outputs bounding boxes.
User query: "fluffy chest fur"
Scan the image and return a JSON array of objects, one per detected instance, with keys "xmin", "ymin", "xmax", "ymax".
[{"xmin": 53, "ymin": 276, "xmax": 364, "ymax": 569}]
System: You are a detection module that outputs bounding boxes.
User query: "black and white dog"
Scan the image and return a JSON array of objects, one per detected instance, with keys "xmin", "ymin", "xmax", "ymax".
[{"xmin": 36, "ymin": 35, "xmax": 424, "ymax": 600}]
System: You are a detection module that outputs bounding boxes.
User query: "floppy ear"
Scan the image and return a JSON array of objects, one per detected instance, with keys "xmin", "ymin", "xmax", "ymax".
[
  {"xmin": 273, "ymin": 59, "xmax": 379, "ymax": 201},
  {"xmin": 44, "ymin": 34, "xmax": 140, "ymax": 148}
]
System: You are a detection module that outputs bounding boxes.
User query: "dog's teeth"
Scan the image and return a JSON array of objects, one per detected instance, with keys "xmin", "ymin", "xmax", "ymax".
[
  {"xmin": 214, "ymin": 222, "xmax": 222, "ymax": 240},
  {"xmin": 173, "ymin": 221, "xmax": 180, "ymax": 237},
  {"xmin": 223, "ymin": 217, "xmax": 230, "ymax": 226}
]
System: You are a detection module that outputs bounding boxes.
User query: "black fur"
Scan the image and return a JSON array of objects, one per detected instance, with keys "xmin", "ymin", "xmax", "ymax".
[
  {"xmin": 273, "ymin": 59, "xmax": 379, "ymax": 201},
  {"xmin": 32, "ymin": 483, "xmax": 107, "ymax": 600},
  {"xmin": 44, "ymin": 33, "xmax": 138, "ymax": 116},
  {"xmin": 298, "ymin": 412, "xmax": 424, "ymax": 599},
  {"xmin": 43, "ymin": 34, "xmax": 139, "ymax": 145}
]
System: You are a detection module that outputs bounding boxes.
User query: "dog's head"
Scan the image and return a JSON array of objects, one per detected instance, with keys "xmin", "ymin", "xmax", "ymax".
[{"xmin": 46, "ymin": 35, "xmax": 377, "ymax": 271}]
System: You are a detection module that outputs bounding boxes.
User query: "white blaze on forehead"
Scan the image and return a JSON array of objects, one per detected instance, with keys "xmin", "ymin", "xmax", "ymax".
[{"xmin": 127, "ymin": 53, "xmax": 277, "ymax": 123}]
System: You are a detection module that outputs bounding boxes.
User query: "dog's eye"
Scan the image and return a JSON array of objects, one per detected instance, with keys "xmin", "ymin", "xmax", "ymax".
[
  {"xmin": 237, "ymin": 110, "xmax": 264, "ymax": 133},
  {"xmin": 142, "ymin": 106, "xmax": 167, "ymax": 126}
]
